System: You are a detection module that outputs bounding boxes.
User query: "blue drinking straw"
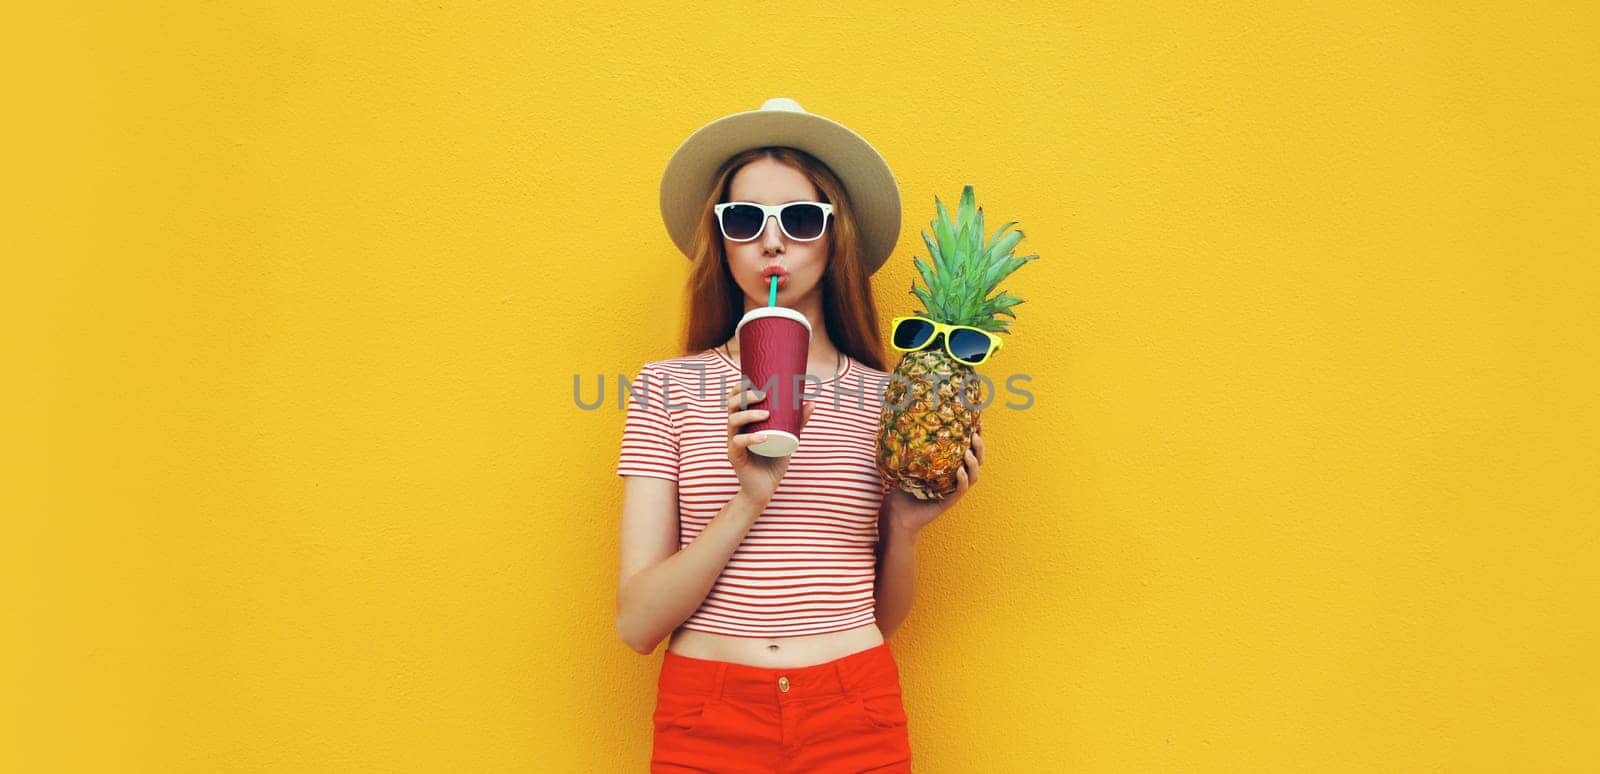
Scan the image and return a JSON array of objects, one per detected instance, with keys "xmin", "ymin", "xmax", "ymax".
[{"xmin": 768, "ymin": 275, "xmax": 778, "ymax": 307}]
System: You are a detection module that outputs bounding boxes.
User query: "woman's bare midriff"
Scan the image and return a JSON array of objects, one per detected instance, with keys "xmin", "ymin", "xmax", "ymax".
[{"xmin": 666, "ymin": 622, "xmax": 885, "ymax": 668}]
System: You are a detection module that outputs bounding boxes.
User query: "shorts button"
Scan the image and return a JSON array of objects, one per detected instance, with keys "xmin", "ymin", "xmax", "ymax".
[{"xmin": 778, "ymin": 676, "xmax": 790, "ymax": 692}]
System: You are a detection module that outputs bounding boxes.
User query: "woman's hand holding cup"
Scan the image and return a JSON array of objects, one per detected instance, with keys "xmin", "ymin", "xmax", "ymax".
[{"xmin": 726, "ymin": 383, "xmax": 814, "ymax": 505}]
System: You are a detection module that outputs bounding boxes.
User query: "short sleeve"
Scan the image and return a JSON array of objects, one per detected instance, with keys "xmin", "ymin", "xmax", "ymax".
[{"xmin": 616, "ymin": 364, "xmax": 679, "ymax": 482}]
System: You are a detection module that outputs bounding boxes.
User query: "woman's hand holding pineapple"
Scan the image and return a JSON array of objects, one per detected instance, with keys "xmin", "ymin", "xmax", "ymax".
[{"xmin": 882, "ymin": 420, "xmax": 984, "ymax": 534}]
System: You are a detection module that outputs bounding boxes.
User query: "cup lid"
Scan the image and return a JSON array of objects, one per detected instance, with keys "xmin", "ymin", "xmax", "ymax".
[{"xmin": 734, "ymin": 306, "xmax": 812, "ymax": 336}]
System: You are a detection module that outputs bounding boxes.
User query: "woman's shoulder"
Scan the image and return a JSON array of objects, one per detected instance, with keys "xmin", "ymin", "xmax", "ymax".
[
  {"xmin": 842, "ymin": 354, "xmax": 894, "ymax": 392},
  {"xmin": 635, "ymin": 349, "xmax": 735, "ymax": 382},
  {"xmin": 847, "ymin": 355, "xmax": 891, "ymax": 379}
]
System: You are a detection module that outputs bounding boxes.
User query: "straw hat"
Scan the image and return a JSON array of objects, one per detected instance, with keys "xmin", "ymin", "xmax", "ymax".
[{"xmin": 658, "ymin": 97, "xmax": 901, "ymax": 275}]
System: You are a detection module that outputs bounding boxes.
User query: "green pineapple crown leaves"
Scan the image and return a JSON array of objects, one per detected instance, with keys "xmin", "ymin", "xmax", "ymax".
[{"xmin": 908, "ymin": 184, "xmax": 1039, "ymax": 334}]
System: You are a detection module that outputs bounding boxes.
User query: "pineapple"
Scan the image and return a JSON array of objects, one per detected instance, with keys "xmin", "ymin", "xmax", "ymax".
[{"xmin": 878, "ymin": 185, "xmax": 1037, "ymax": 500}]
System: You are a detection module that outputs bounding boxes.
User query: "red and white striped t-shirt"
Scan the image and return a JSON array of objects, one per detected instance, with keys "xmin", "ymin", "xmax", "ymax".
[{"xmin": 616, "ymin": 348, "xmax": 892, "ymax": 638}]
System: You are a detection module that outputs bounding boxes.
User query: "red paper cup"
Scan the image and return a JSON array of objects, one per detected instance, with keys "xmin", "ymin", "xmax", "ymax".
[{"xmin": 734, "ymin": 307, "xmax": 812, "ymax": 457}]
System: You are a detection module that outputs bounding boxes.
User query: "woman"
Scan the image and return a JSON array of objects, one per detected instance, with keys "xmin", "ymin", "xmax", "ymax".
[{"xmin": 615, "ymin": 98, "xmax": 985, "ymax": 773}]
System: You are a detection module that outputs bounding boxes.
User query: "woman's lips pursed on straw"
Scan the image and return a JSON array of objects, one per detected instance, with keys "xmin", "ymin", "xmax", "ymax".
[{"xmin": 761, "ymin": 266, "xmax": 788, "ymax": 290}]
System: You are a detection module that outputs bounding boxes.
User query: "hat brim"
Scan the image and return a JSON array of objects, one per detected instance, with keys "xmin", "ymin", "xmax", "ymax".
[{"xmin": 659, "ymin": 107, "xmax": 900, "ymax": 276}]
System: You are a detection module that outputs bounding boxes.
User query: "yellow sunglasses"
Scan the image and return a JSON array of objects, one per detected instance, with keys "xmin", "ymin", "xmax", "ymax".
[{"xmin": 889, "ymin": 316, "xmax": 1005, "ymax": 366}]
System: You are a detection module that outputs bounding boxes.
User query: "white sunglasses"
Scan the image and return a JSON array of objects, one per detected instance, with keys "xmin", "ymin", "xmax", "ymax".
[{"xmin": 713, "ymin": 201, "xmax": 833, "ymax": 242}]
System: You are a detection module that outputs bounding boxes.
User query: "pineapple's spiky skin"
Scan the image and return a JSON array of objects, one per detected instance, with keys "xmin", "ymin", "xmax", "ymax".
[
  {"xmin": 878, "ymin": 349, "xmax": 986, "ymax": 500},
  {"xmin": 879, "ymin": 185, "xmax": 1035, "ymax": 501}
]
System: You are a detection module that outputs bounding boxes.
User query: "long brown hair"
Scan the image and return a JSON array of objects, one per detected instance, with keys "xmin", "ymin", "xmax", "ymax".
[{"xmin": 680, "ymin": 147, "xmax": 886, "ymax": 371}]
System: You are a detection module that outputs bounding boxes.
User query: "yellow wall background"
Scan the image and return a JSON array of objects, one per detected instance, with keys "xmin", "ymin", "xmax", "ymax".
[{"xmin": 6, "ymin": 2, "xmax": 1596, "ymax": 771}]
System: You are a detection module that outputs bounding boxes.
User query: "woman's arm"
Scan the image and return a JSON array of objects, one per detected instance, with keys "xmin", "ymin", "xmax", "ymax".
[
  {"xmin": 614, "ymin": 476, "xmax": 768, "ymax": 655},
  {"xmin": 872, "ymin": 428, "xmax": 986, "ymax": 639},
  {"xmin": 872, "ymin": 508, "xmax": 921, "ymax": 640}
]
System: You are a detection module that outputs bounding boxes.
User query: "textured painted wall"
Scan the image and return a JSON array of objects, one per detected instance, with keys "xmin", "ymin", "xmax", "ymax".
[{"xmin": 7, "ymin": 1, "xmax": 1597, "ymax": 771}]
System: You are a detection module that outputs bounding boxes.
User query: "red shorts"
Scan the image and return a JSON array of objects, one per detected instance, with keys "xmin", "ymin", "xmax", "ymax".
[{"xmin": 650, "ymin": 640, "xmax": 914, "ymax": 773}]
